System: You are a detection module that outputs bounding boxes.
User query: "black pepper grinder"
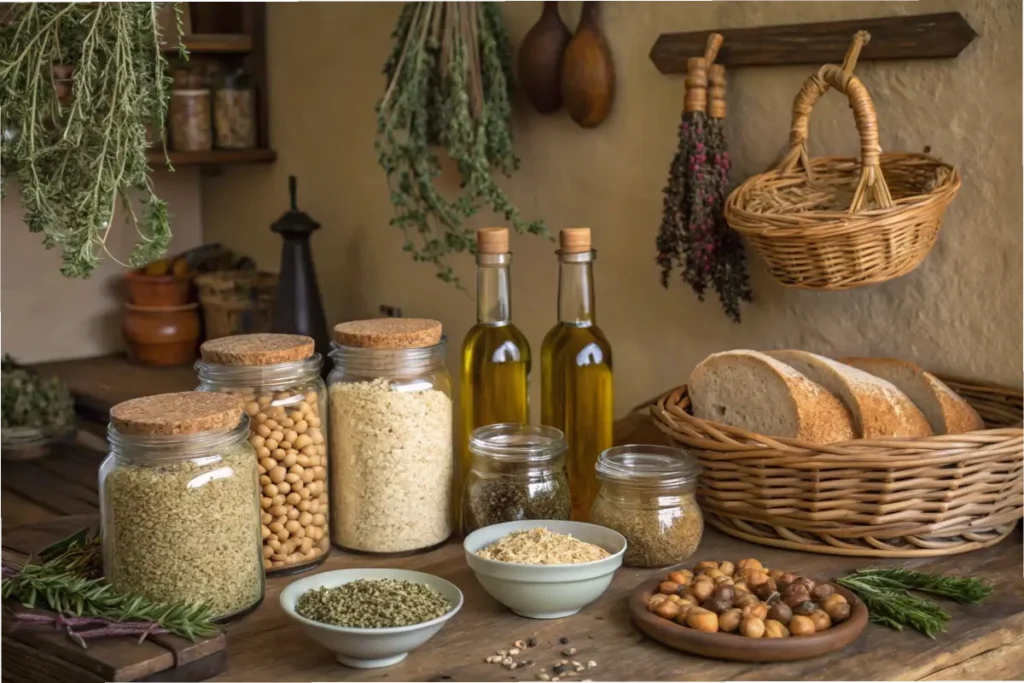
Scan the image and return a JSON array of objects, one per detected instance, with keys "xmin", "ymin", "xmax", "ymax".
[{"xmin": 271, "ymin": 176, "xmax": 330, "ymax": 374}]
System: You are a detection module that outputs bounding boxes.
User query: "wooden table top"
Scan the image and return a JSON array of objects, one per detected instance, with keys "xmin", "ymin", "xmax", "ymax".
[{"xmin": 4, "ymin": 514, "xmax": 1022, "ymax": 682}]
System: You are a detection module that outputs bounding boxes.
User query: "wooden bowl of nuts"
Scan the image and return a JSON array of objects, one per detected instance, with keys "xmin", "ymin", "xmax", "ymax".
[{"xmin": 629, "ymin": 558, "xmax": 868, "ymax": 662}]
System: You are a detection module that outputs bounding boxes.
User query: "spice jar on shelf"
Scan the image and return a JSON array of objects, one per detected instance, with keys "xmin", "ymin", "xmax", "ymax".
[
  {"xmin": 170, "ymin": 68, "xmax": 212, "ymax": 152},
  {"xmin": 195, "ymin": 333, "xmax": 330, "ymax": 576},
  {"xmin": 213, "ymin": 69, "xmax": 256, "ymax": 149},
  {"xmin": 328, "ymin": 318, "xmax": 453, "ymax": 555},
  {"xmin": 99, "ymin": 392, "xmax": 264, "ymax": 620},
  {"xmin": 590, "ymin": 444, "xmax": 703, "ymax": 568},
  {"xmin": 462, "ymin": 423, "xmax": 570, "ymax": 535}
]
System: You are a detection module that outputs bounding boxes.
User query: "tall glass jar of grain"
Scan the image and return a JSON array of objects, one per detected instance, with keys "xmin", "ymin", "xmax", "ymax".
[
  {"xmin": 99, "ymin": 392, "xmax": 264, "ymax": 620},
  {"xmin": 327, "ymin": 318, "xmax": 453, "ymax": 555},
  {"xmin": 590, "ymin": 445, "xmax": 703, "ymax": 568},
  {"xmin": 195, "ymin": 333, "xmax": 330, "ymax": 576},
  {"xmin": 170, "ymin": 68, "xmax": 212, "ymax": 152},
  {"xmin": 461, "ymin": 424, "xmax": 570, "ymax": 535}
]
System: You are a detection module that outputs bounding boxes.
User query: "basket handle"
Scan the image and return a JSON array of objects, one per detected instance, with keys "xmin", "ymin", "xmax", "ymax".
[{"xmin": 779, "ymin": 31, "xmax": 894, "ymax": 212}]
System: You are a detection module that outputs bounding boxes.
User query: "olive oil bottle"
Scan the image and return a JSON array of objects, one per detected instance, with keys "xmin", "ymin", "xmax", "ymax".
[
  {"xmin": 459, "ymin": 228, "xmax": 531, "ymax": 531},
  {"xmin": 541, "ymin": 228, "xmax": 613, "ymax": 521}
]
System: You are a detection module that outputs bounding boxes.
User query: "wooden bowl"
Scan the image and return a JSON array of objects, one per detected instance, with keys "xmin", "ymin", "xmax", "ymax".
[{"xmin": 629, "ymin": 578, "xmax": 868, "ymax": 662}]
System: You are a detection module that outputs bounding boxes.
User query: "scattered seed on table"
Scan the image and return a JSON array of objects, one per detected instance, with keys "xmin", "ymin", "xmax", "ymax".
[
  {"xmin": 510, "ymin": 648, "xmax": 521, "ymax": 655},
  {"xmin": 538, "ymin": 675, "xmax": 550, "ymax": 682},
  {"xmin": 499, "ymin": 650, "xmax": 508, "ymax": 656},
  {"xmin": 587, "ymin": 661, "xmax": 597, "ymax": 669},
  {"xmin": 515, "ymin": 639, "xmax": 527, "ymax": 649},
  {"xmin": 528, "ymin": 637, "xmax": 538, "ymax": 647},
  {"xmin": 559, "ymin": 637, "xmax": 570, "ymax": 644},
  {"xmin": 562, "ymin": 647, "xmax": 577, "ymax": 656}
]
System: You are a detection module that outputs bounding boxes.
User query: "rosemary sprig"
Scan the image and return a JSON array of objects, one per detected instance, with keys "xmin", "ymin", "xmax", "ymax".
[
  {"xmin": 836, "ymin": 567, "xmax": 993, "ymax": 639},
  {"xmin": 2, "ymin": 528, "xmax": 218, "ymax": 641}
]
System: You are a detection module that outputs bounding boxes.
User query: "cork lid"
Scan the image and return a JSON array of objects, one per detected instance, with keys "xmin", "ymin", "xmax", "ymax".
[
  {"xmin": 559, "ymin": 228, "xmax": 592, "ymax": 254},
  {"xmin": 333, "ymin": 318, "xmax": 443, "ymax": 349},
  {"xmin": 110, "ymin": 392, "xmax": 245, "ymax": 436},
  {"xmin": 200, "ymin": 333, "xmax": 314, "ymax": 366},
  {"xmin": 477, "ymin": 227, "xmax": 510, "ymax": 255}
]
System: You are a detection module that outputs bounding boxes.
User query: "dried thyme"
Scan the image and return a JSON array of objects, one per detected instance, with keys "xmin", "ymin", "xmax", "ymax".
[
  {"xmin": 296, "ymin": 579, "xmax": 452, "ymax": 628},
  {"xmin": 463, "ymin": 468, "xmax": 570, "ymax": 534}
]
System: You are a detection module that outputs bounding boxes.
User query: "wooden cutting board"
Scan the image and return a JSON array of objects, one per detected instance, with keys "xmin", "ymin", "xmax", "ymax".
[{"xmin": 1, "ymin": 515, "xmax": 227, "ymax": 683}]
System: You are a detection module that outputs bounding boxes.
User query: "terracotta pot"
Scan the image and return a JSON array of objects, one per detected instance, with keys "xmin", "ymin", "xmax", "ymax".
[
  {"xmin": 124, "ymin": 270, "xmax": 193, "ymax": 307},
  {"xmin": 122, "ymin": 302, "xmax": 200, "ymax": 367}
]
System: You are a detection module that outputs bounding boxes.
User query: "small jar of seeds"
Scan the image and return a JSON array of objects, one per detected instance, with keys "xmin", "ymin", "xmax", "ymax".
[
  {"xmin": 195, "ymin": 333, "xmax": 330, "ymax": 575},
  {"xmin": 328, "ymin": 319, "xmax": 454, "ymax": 555},
  {"xmin": 590, "ymin": 445, "xmax": 703, "ymax": 568},
  {"xmin": 462, "ymin": 424, "xmax": 571, "ymax": 535},
  {"xmin": 99, "ymin": 392, "xmax": 264, "ymax": 620}
]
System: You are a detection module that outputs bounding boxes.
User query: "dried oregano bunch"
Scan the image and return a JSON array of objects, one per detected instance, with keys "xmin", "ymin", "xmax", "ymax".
[
  {"xmin": 376, "ymin": 2, "xmax": 546, "ymax": 286},
  {"xmin": 0, "ymin": 3, "xmax": 185, "ymax": 278},
  {"xmin": 1, "ymin": 355, "xmax": 75, "ymax": 430}
]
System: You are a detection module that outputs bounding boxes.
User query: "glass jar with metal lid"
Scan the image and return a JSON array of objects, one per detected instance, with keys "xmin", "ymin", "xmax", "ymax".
[
  {"xmin": 327, "ymin": 318, "xmax": 453, "ymax": 555},
  {"xmin": 99, "ymin": 392, "xmax": 264, "ymax": 620},
  {"xmin": 590, "ymin": 444, "xmax": 703, "ymax": 567},
  {"xmin": 462, "ymin": 423, "xmax": 571, "ymax": 534},
  {"xmin": 195, "ymin": 333, "xmax": 330, "ymax": 576}
]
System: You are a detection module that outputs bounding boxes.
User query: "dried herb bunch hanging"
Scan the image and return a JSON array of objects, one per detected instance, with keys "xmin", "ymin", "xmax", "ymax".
[
  {"xmin": 705, "ymin": 64, "xmax": 751, "ymax": 321},
  {"xmin": 376, "ymin": 2, "xmax": 546, "ymax": 286},
  {"xmin": 0, "ymin": 3, "xmax": 185, "ymax": 278}
]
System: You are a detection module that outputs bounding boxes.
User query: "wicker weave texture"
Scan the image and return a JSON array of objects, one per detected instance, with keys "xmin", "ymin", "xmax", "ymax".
[
  {"xmin": 724, "ymin": 33, "xmax": 960, "ymax": 291},
  {"xmin": 652, "ymin": 375, "xmax": 1023, "ymax": 557},
  {"xmin": 195, "ymin": 270, "xmax": 278, "ymax": 340}
]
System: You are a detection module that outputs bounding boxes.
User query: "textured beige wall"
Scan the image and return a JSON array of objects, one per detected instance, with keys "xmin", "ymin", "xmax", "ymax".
[
  {"xmin": 1, "ymin": 170, "xmax": 205, "ymax": 362},
  {"xmin": 201, "ymin": 0, "xmax": 1023, "ymax": 418}
]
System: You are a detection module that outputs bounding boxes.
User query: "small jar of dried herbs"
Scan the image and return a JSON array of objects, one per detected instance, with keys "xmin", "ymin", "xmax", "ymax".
[
  {"xmin": 99, "ymin": 392, "xmax": 264, "ymax": 620},
  {"xmin": 461, "ymin": 424, "xmax": 571, "ymax": 535},
  {"xmin": 590, "ymin": 445, "xmax": 703, "ymax": 568}
]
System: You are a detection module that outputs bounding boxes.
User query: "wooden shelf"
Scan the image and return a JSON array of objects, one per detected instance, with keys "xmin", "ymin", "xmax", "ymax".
[
  {"xmin": 148, "ymin": 148, "xmax": 277, "ymax": 167},
  {"xmin": 163, "ymin": 33, "xmax": 252, "ymax": 54}
]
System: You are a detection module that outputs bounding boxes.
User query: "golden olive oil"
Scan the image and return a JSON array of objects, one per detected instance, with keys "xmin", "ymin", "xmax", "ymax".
[
  {"xmin": 458, "ymin": 229, "xmax": 531, "ymax": 532},
  {"xmin": 540, "ymin": 228, "xmax": 613, "ymax": 521}
]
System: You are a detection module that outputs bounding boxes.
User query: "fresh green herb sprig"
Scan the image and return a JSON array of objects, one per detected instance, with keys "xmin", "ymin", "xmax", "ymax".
[
  {"xmin": 836, "ymin": 567, "xmax": 993, "ymax": 638},
  {"xmin": 2, "ymin": 528, "xmax": 218, "ymax": 640},
  {"xmin": 0, "ymin": 3, "xmax": 186, "ymax": 278}
]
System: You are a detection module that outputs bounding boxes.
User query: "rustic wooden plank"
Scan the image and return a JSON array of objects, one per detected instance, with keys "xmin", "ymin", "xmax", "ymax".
[
  {"xmin": 144, "ymin": 648, "xmax": 227, "ymax": 682},
  {"xmin": 9, "ymin": 630, "xmax": 175, "ymax": 682},
  {"xmin": 1, "ymin": 636, "xmax": 106, "ymax": 683},
  {"xmin": 922, "ymin": 632, "xmax": 1024, "ymax": 680},
  {"xmin": 0, "ymin": 514, "xmax": 97, "ymax": 556},
  {"xmin": 1, "ymin": 458, "xmax": 99, "ymax": 517},
  {"xmin": 149, "ymin": 633, "xmax": 228, "ymax": 668},
  {"xmin": 30, "ymin": 442, "xmax": 105, "ymax": 493},
  {"xmin": 649, "ymin": 12, "xmax": 977, "ymax": 73},
  {"xmin": 1, "ymin": 495, "xmax": 59, "ymax": 528}
]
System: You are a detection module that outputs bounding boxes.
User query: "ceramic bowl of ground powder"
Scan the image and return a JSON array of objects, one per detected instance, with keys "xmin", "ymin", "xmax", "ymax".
[{"xmin": 464, "ymin": 521, "xmax": 626, "ymax": 619}]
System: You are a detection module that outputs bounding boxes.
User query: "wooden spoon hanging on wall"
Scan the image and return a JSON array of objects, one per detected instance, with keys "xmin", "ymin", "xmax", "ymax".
[
  {"xmin": 560, "ymin": 1, "xmax": 615, "ymax": 128},
  {"xmin": 518, "ymin": 2, "xmax": 572, "ymax": 114}
]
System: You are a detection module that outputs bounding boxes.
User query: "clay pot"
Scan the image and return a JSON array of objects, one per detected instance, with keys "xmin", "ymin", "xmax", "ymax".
[
  {"xmin": 124, "ymin": 270, "xmax": 193, "ymax": 307},
  {"xmin": 518, "ymin": 2, "xmax": 572, "ymax": 114},
  {"xmin": 122, "ymin": 303, "xmax": 200, "ymax": 367}
]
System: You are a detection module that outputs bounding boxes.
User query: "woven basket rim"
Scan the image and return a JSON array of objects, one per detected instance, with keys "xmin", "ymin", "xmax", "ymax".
[{"xmin": 652, "ymin": 376, "xmax": 1023, "ymax": 460}]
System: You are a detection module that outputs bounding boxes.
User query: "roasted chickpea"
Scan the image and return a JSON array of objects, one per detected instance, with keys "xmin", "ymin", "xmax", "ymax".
[
  {"xmin": 719, "ymin": 608, "xmax": 742, "ymax": 633},
  {"xmin": 737, "ymin": 558, "xmax": 763, "ymax": 571},
  {"xmin": 735, "ymin": 593, "xmax": 760, "ymax": 610},
  {"xmin": 763, "ymin": 619, "xmax": 790, "ymax": 638},
  {"xmin": 659, "ymin": 581, "xmax": 681, "ymax": 595},
  {"xmin": 655, "ymin": 600, "xmax": 682, "ymax": 620},
  {"xmin": 695, "ymin": 561, "xmax": 719, "ymax": 573},
  {"xmin": 691, "ymin": 578, "xmax": 716, "ymax": 602},
  {"xmin": 648, "ymin": 594, "xmax": 669, "ymax": 612},
  {"xmin": 668, "ymin": 570, "xmax": 693, "ymax": 585},
  {"xmin": 809, "ymin": 610, "xmax": 832, "ymax": 632},
  {"xmin": 742, "ymin": 602, "xmax": 768, "ymax": 620},
  {"xmin": 686, "ymin": 607, "xmax": 719, "ymax": 633},
  {"xmin": 718, "ymin": 560, "xmax": 736, "ymax": 577}
]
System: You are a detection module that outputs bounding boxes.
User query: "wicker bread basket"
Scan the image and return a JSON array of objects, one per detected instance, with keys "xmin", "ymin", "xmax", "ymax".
[
  {"xmin": 725, "ymin": 32, "xmax": 960, "ymax": 290},
  {"xmin": 195, "ymin": 270, "xmax": 278, "ymax": 340},
  {"xmin": 652, "ymin": 375, "xmax": 1023, "ymax": 557}
]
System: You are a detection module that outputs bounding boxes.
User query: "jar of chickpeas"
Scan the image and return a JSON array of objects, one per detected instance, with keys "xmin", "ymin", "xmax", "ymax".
[{"xmin": 195, "ymin": 334, "xmax": 329, "ymax": 575}]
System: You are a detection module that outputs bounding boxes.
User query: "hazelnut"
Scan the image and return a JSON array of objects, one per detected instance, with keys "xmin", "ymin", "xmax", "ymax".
[
  {"xmin": 719, "ymin": 608, "xmax": 742, "ymax": 633},
  {"xmin": 735, "ymin": 593, "xmax": 760, "ymax": 609},
  {"xmin": 746, "ymin": 570, "xmax": 770, "ymax": 588},
  {"xmin": 823, "ymin": 597, "xmax": 851, "ymax": 623},
  {"xmin": 767, "ymin": 602, "xmax": 793, "ymax": 625},
  {"xmin": 755, "ymin": 582, "xmax": 779, "ymax": 603},
  {"xmin": 789, "ymin": 614, "xmax": 815, "ymax": 637},
  {"xmin": 793, "ymin": 600, "xmax": 818, "ymax": 617},
  {"xmin": 714, "ymin": 585, "xmax": 736, "ymax": 604},
  {"xmin": 777, "ymin": 572, "xmax": 797, "ymax": 590},
  {"xmin": 812, "ymin": 583, "xmax": 835, "ymax": 601},
  {"xmin": 740, "ymin": 616, "xmax": 765, "ymax": 638},
  {"xmin": 782, "ymin": 587, "xmax": 811, "ymax": 608},
  {"xmin": 742, "ymin": 602, "xmax": 768, "ymax": 620},
  {"xmin": 702, "ymin": 597, "xmax": 733, "ymax": 615},
  {"xmin": 763, "ymin": 619, "xmax": 790, "ymax": 638},
  {"xmin": 732, "ymin": 581, "xmax": 750, "ymax": 594}
]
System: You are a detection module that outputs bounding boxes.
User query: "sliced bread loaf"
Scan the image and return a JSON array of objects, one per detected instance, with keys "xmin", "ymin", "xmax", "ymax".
[
  {"xmin": 688, "ymin": 350, "xmax": 855, "ymax": 444},
  {"xmin": 765, "ymin": 350, "xmax": 933, "ymax": 439},
  {"xmin": 841, "ymin": 357, "xmax": 985, "ymax": 434}
]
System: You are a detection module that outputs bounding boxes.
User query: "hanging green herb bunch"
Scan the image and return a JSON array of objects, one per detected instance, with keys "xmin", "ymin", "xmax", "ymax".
[
  {"xmin": 376, "ymin": 2, "xmax": 546, "ymax": 286},
  {"xmin": 0, "ymin": 3, "xmax": 185, "ymax": 278}
]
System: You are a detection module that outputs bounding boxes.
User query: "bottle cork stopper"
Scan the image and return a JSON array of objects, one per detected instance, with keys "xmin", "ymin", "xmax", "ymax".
[
  {"xmin": 200, "ymin": 333, "xmax": 315, "ymax": 366},
  {"xmin": 333, "ymin": 318, "xmax": 443, "ymax": 349},
  {"xmin": 559, "ymin": 228, "xmax": 592, "ymax": 254},
  {"xmin": 477, "ymin": 227, "xmax": 510, "ymax": 255},
  {"xmin": 110, "ymin": 392, "xmax": 245, "ymax": 436}
]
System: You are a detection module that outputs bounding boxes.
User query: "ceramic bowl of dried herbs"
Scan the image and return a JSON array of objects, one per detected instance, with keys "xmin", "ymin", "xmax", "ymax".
[
  {"xmin": 464, "ymin": 521, "xmax": 626, "ymax": 619},
  {"xmin": 280, "ymin": 568, "xmax": 462, "ymax": 669}
]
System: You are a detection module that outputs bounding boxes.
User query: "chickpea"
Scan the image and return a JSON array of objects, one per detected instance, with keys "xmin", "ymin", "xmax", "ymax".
[
  {"xmin": 659, "ymin": 581, "xmax": 681, "ymax": 595},
  {"xmin": 286, "ymin": 492, "xmax": 302, "ymax": 505},
  {"xmin": 296, "ymin": 454, "xmax": 311, "ymax": 467},
  {"xmin": 648, "ymin": 594, "xmax": 669, "ymax": 612},
  {"xmin": 299, "ymin": 486, "xmax": 312, "ymax": 500},
  {"xmin": 299, "ymin": 511, "xmax": 314, "ymax": 526},
  {"xmin": 268, "ymin": 537, "xmax": 281, "ymax": 551},
  {"xmin": 309, "ymin": 499, "xmax": 320, "ymax": 514},
  {"xmin": 313, "ymin": 465, "xmax": 326, "ymax": 481},
  {"xmin": 301, "ymin": 468, "xmax": 315, "ymax": 484},
  {"xmin": 273, "ymin": 494, "xmax": 286, "ymax": 505},
  {"xmin": 308, "ymin": 416, "xmax": 321, "ymax": 428},
  {"xmin": 283, "ymin": 430, "xmax": 298, "ymax": 446},
  {"xmin": 740, "ymin": 616, "xmax": 765, "ymax": 638},
  {"xmin": 285, "ymin": 519, "xmax": 302, "ymax": 534},
  {"xmin": 269, "ymin": 504, "xmax": 286, "ymax": 517},
  {"xmin": 298, "ymin": 499, "xmax": 312, "ymax": 512},
  {"xmin": 695, "ymin": 561, "xmax": 719, "ymax": 573},
  {"xmin": 764, "ymin": 620, "xmax": 790, "ymax": 638},
  {"xmin": 250, "ymin": 435, "xmax": 266, "ymax": 449},
  {"xmin": 260, "ymin": 496, "xmax": 272, "ymax": 510},
  {"xmin": 276, "ymin": 529, "xmax": 290, "ymax": 542},
  {"xmin": 719, "ymin": 561, "xmax": 736, "ymax": 577},
  {"xmin": 719, "ymin": 608, "xmax": 742, "ymax": 633},
  {"xmin": 742, "ymin": 603, "xmax": 768, "ymax": 620},
  {"xmin": 301, "ymin": 445, "xmax": 318, "ymax": 457},
  {"xmin": 278, "ymin": 481, "xmax": 292, "ymax": 495},
  {"xmin": 261, "ymin": 511, "xmax": 272, "ymax": 525},
  {"xmin": 300, "ymin": 538, "xmax": 314, "ymax": 553},
  {"xmin": 269, "ymin": 466, "xmax": 286, "ymax": 484},
  {"xmin": 737, "ymin": 558, "xmax": 763, "ymax": 571},
  {"xmin": 808, "ymin": 610, "xmax": 832, "ymax": 632},
  {"xmin": 295, "ymin": 433, "xmax": 312, "ymax": 449},
  {"xmin": 257, "ymin": 424, "xmax": 272, "ymax": 438},
  {"xmin": 686, "ymin": 607, "xmax": 719, "ymax": 633},
  {"xmin": 259, "ymin": 475, "xmax": 271, "ymax": 486},
  {"xmin": 283, "ymin": 452, "xmax": 299, "ymax": 467},
  {"xmin": 269, "ymin": 522, "xmax": 284, "ymax": 534},
  {"xmin": 655, "ymin": 600, "xmax": 681, "ymax": 620},
  {"xmin": 285, "ymin": 472, "xmax": 300, "ymax": 485},
  {"xmin": 287, "ymin": 507, "xmax": 300, "ymax": 521},
  {"xmin": 262, "ymin": 544, "xmax": 274, "ymax": 558},
  {"xmin": 281, "ymin": 418, "xmax": 295, "ymax": 429},
  {"xmin": 261, "ymin": 525, "xmax": 271, "ymax": 540},
  {"xmin": 245, "ymin": 401, "xmax": 260, "ymax": 416},
  {"xmin": 789, "ymin": 615, "xmax": 815, "ymax": 637},
  {"xmin": 260, "ymin": 457, "xmax": 276, "ymax": 472},
  {"xmin": 312, "ymin": 513, "xmax": 326, "ymax": 527},
  {"xmin": 263, "ymin": 484, "xmax": 279, "ymax": 498}
]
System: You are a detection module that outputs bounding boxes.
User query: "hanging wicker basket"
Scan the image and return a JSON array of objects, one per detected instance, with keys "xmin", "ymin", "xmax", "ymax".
[
  {"xmin": 725, "ymin": 32, "xmax": 961, "ymax": 290},
  {"xmin": 651, "ymin": 374, "xmax": 1023, "ymax": 557}
]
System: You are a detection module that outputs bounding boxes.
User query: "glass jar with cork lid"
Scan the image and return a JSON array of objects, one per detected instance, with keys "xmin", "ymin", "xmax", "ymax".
[
  {"xmin": 170, "ymin": 68, "xmax": 212, "ymax": 152},
  {"xmin": 461, "ymin": 423, "xmax": 570, "ymax": 535},
  {"xmin": 327, "ymin": 318, "xmax": 453, "ymax": 555},
  {"xmin": 194, "ymin": 333, "xmax": 330, "ymax": 576},
  {"xmin": 589, "ymin": 444, "xmax": 703, "ymax": 568},
  {"xmin": 99, "ymin": 392, "xmax": 264, "ymax": 620}
]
